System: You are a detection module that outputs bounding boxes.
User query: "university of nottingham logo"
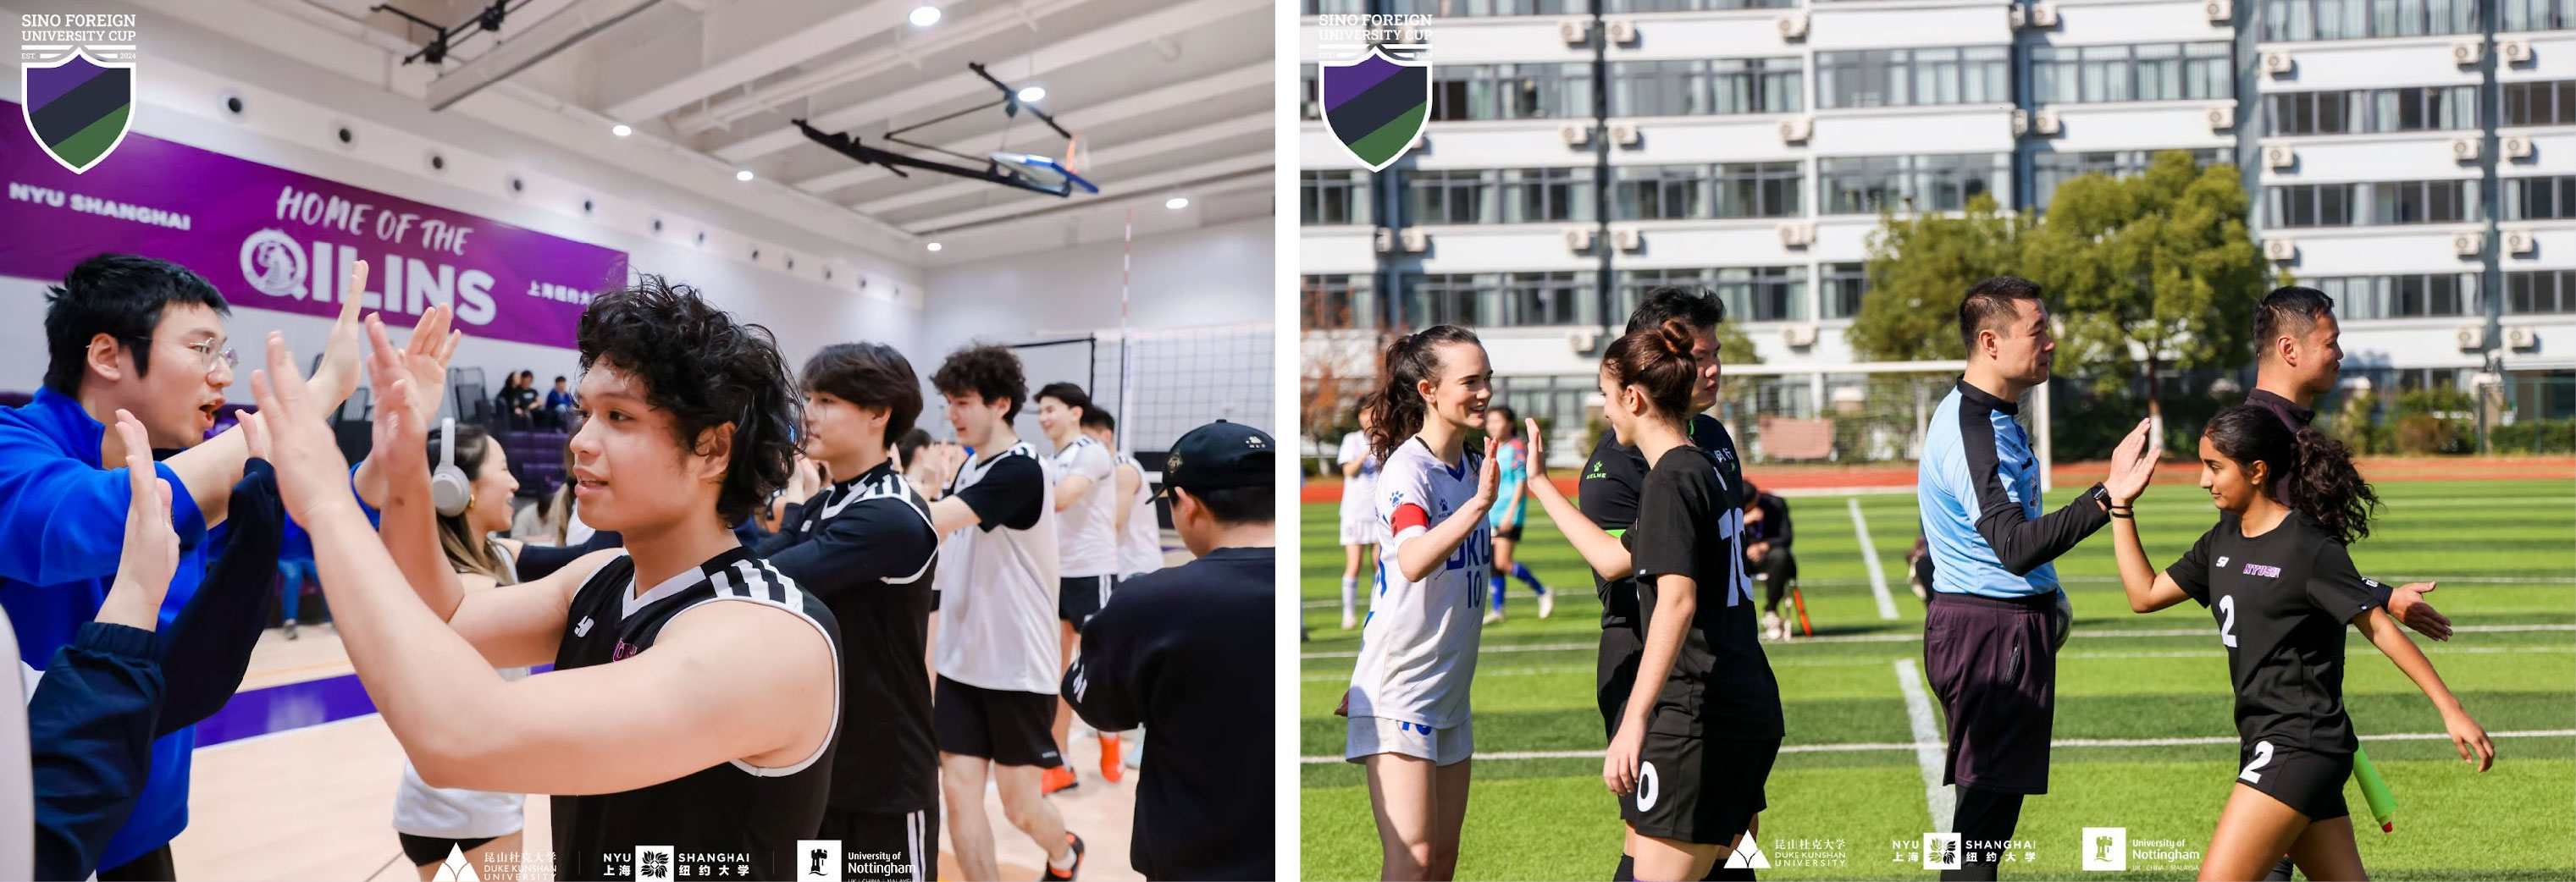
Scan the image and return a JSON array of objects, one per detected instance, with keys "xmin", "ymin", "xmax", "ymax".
[
  {"xmin": 22, "ymin": 46, "xmax": 134, "ymax": 174},
  {"xmin": 1319, "ymin": 46, "xmax": 1429, "ymax": 172}
]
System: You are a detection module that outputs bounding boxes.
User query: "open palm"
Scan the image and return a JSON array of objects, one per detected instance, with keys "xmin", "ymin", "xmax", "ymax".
[{"xmin": 2104, "ymin": 418, "xmax": 2159, "ymax": 504}]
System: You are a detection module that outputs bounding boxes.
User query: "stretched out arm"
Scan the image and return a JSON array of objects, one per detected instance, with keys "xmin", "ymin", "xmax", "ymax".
[
  {"xmin": 154, "ymin": 460, "xmax": 285, "ymax": 732},
  {"xmin": 1391, "ymin": 438, "xmax": 1500, "ymax": 583},
  {"xmin": 2108, "ymin": 513, "xmax": 2191, "ymax": 614},
  {"xmin": 1518, "ymin": 418, "xmax": 1630, "ymax": 579},
  {"xmin": 2354, "ymin": 606, "xmax": 2493, "ymax": 771}
]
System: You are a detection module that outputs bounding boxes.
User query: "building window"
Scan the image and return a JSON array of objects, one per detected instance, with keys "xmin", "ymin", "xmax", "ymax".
[
  {"xmin": 1614, "ymin": 165, "xmax": 1710, "ymax": 220},
  {"xmin": 1816, "ymin": 47, "xmax": 2009, "ymax": 108},
  {"xmin": 2501, "ymin": 0, "xmax": 2576, "ymax": 30},
  {"xmin": 2269, "ymin": 86, "xmax": 2477, "ymax": 134},
  {"xmin": 1302, "ymin": 274, "xmax": 1379, "ymax": 328},
  {"xmin": 1399, "ymin": 273, "xmax": 1488, "ymax": 327},
  {"xmin": 1616, "ymin": 267, "xmax": 1708, "ymax": 318},
  {"xmin": 1712, "ymin": 58, "xmax": 1805, "ymax": 115},
  {"xmin": 1503, "ymin": 272, "xmax": 1594, "ymax": 326},
  {"xmin": 1607, "ymin": 0, "xmax": 1796, "ymax": 10},
  {"xmin": 2266, "ymin": 183, "xmax": 2356, "ymax": 228},
  {"xmin": 1712, "ymin": 266, "xmax": 1810, "ymax": 322},
  {"xmin": 1713, "ymin": 162, "xmax": 1804, "ymax": 218},
  {"xmin": 2307, "ymin": 273, "xmax": 2482, "ymax": 318},
  {"xmin": 2507, "ymin": 269, "xmax": 2576, "ymax": 313},
  {"xmin": 1432, "ymin": 63, "xmax": 1593, "ymax": 122},
  {"xmin": 2262, "ymin": 0, "xmax": 2480, "ymax": 41},
  {"xmin": 1502, "ymin": 167, "xmax": 1595, "ymax": 223},
  {"xmin": 1820, "ymin": 154, "xmax": 2008, "ymax": 213},
  {"xmin": 1302, "ymin": 65, "xmax": 1319, "ymax": 121},
  {"xmin": 1405, "ymin": 169, "xmax": 1496, "ymax": 224},
  {"xmin": 1385, "ymin": 0, "xmax": 1575, "ymax": 13},
  {"xmin": 1822, "ymin": 262, "xmax": 1869, "ymax": 318},
  {"xmin": 2031, "ymin": 149, "xmax": 2224, "ymax": 209},
  {"xmin": 1302, "ymin": 170, "xmax": 1371, "ymax": 226},
  {"xmin": 2369, "ymin": 179, "xmax": 2472, "ymax": 223},
  {"xmin": 2501, "ymin": 80, "xmax": 2576, "ymax": 125},
  {"xmin": 2506, "ymin": 175, "xmax": 2576, "ymax": 219},
  {"xmin": 1304, "ymin": 0, "xmax": 1368, "ymax": 14}
]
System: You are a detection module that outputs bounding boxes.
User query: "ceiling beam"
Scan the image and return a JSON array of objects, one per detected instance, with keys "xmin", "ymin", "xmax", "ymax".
[
  {"xmin": 904, "ymin": 150, "xmax": 1271, "ymax": 233},
  {"xmin": 703, "ymin": 0, "xmax": 1259, "ymax": 163},
  {"xmin": 791, "ymin": 60, "xmax": 1269, "ymax": 194},
  {"xmin": 600, "ymin": 0, "xmax": 908, "ymax": 123},
  {"xmin": 423, "ymin": 0, "xmax": 662, "ymax": 111},
  {"xmin": 854, "ymin": 112, "xmax": 1269, "ymax": 215}
]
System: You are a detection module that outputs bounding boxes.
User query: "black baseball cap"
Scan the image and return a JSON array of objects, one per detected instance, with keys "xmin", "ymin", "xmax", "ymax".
[{"xmin": 1153, "ymin": 420, "xmax": 1273, "ymax": 500}]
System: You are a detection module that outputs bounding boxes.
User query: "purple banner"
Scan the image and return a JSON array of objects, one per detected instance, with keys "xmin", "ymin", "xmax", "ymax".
[{"xmin": 0, "ymin": 100, "xmax": 627, "ymax": 350}]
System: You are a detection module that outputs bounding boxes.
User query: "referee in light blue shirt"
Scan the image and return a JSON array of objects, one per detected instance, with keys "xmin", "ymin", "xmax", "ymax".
[{"xmin": 1917, "ymin": 278, "xmax": 2133, "ymax": 881}]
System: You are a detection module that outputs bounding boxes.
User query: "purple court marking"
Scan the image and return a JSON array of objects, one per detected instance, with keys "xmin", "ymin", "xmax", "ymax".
[
  {"xmin": 24, "ymin": 53, "xmax": 110, "ymax": 111},
  {"xmin": 196, "ymin": 664, "xmax": 554, "ymax": 747},
  {"xmin": 1323, "ymin": 53, "xmax": 1403, "ymax": 111}
]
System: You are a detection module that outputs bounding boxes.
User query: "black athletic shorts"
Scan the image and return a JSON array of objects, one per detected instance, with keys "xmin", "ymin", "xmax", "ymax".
[
  {"xmin": 1924, "ymin": 592, "xmax": 2059, "ymax": 795},
  {"xmin": 816, "ymin": 805, "xmax": 940, "ymax": 881},
  {"xmin": 398, "ymin": 832, "xmax": 500, "ymax": 867},
  {"xmin": 2238, "ymin": 741, "xmax": 2351, "ymax": 821},
  {"xmin": 1494, "ymin": 523, "xmax": 1524, "ymax": 543},
  {"xmin": 1059, "ymin": 575, "xmax": 1114, "ymax": 631},
  {"xmin": 1622, "ymin": 733, "xmax": 1779, "ymax": 845},
  {"xmin": 935, "ymin": 675, "xmax": 1064, "ymax": 768},
  {"xmin": 1597, "ymin": 622, "xmax": 1644, "ymax": 739}
]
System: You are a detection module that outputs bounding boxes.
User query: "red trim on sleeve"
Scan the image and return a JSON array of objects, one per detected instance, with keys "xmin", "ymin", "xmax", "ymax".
[{"xmin": 1390, "ymin": 503, "xmax": 1429, "ymax": 533}]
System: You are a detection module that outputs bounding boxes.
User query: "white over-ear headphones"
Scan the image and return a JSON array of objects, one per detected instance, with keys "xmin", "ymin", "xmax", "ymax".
[{"xmin": 431, "ymin": 416, "xmax": 473, "ymax": 517}]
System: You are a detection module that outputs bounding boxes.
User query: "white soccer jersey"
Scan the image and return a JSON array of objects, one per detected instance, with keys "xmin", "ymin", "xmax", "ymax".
[
  {"xmin": 1115, "ymin": 452, "xmax": 1162, "ymax": 576},
  {"xmin": 1337, "ymin": 432, "xmax": 1379, "ymax": 526},
  {"xmin": 1346, "ymin": 437, "xmax": 1490, "ymax": 729},
  {"xmin": 1051, "ymin": 435, "xmax": 1119, "ymax": 577},
  {"xmin": 933, "ymin": 441, "xmax": 1063, "ymax": 694}
]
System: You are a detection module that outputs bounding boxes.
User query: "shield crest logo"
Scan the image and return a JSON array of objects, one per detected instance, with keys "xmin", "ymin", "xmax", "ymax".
[
  {"xmin": 1319, "ymin": 46, "xmax": 1429, "ymax": 173},
  {"xmin": 21, "ymin": 47, "xmax": 135, "ymax": 174}
]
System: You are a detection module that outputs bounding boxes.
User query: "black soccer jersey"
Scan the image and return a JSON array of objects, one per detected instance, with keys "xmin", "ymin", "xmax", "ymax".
[
  {"xmin": 2164, "ymin": 511, "xmax": 2383, "ymax": 755},
  {"xmin": 1621, "ymin": 445, "xmax": 1783, "ymax": 740},
  {"xmin": 1578, "ymin": 414, "xmax": 1743, "ymax": 629},
  {"xmin": 757, "ymin": 461, "xmax": 940, "ymax": 816},
  {"xmin": 550, "ymin": 547, "xmax": 843, "ymax": 881}
]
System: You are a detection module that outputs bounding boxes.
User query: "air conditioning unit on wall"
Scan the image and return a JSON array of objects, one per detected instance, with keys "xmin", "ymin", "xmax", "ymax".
[
  {"xmin": 1777, "ymin": 11, "xmax": 1809, "ymax": 40},
  {"xmin": 2264, "ymin": 239, "xmax": 2297, "ymax": 262},
  {"xmin": 1778, "ymin": 115, "xmax": 1813, "ymax": 143},
  {"xmin": 2204, "ymin": 0, "xmax": 2233, "ymax": 23},
  {"xmin": 2207, "ymin": 104, "xmax": 2236, "ymax": 130},
  {"xmin": 2264, "ymin": 143, "xmax": 2295, "ymax": 168},
  {"xmin": 1564, "ymin": 227, "xmax": 1595, "ymax": 252},
  {"xmin": 1401, "ymin": 228, "xmax": 1431, "ymax": 253},
  {"xmin": 1558, "ymin": 19, "xmax": 1589, "ymax": 45},
  {"xmin": 2452, "ymin": 136, "xmax": 2481, "ymax": 161},
  {"xmin": 2503, "ymin": 135, "xmax": 2535, "ymax": 159},
  {"xmin": 2263, "ymin": 51, "xmax": 2293, "ymax": 74},
  {"xmin": 1613, "ymin": 227, "xmax": 1644, "ymax": 251},
  {"xmin": 2452, "ymin": 231, "xmax": 2485, "ymax": 257},
  {"xmin": 1777, "ymin": 222, "xmax": 1816, "ymax": 247}
]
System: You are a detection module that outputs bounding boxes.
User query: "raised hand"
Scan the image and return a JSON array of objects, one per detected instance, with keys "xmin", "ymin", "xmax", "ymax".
[
  {"xmin": 304, "ymin": 260, "xmax": 371, "ymax": 406},
  {"xmin": 2104, "ymin": 417, "xmax": 2158, "ymax": 505},
  {"xmin": 97, "ymin": 409, "xmax": 180, "ymax": 631},
  {"xmin": 363, "ymin": 315, "xmax": 433, "ymax": 479},
  {"xmin": 2390, "ymin": 581, "xmax": 2453, "ymax": 641},
  {"xmin": 382, "ymin": 307, "xmax": 461, "ymax": 432},
  {"xmin": 1471, "ymin": 436, "xmax": 1501, "ymax": 509},
  {"xmin": 240, "ymin": 333, "xmax": 360, "ymax": 524},
  {"xmin": 1522, "ymin": 418, "xmax": 1549, "ymax": 479}
]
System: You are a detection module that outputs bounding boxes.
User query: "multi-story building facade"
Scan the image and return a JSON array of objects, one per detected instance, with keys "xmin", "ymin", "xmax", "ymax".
[{"xmin": 1301, "ymin": 0, "xmax": 2576, "ymax": 458}]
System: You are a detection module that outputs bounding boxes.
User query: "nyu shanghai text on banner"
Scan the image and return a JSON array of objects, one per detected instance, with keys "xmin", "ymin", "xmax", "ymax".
[{"xmin": 0, "ymin": 100, "xmax": 627, "ymax": 350}]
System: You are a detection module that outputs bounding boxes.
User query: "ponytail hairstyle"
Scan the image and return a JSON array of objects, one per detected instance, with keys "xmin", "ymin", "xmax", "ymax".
[
  {"xmin": 1601, "ymin": 317, "xmax": 1700, "ymax": 424},
  {"xmin": 2203, "ymin": 404, "xmax": 2380, "ymax": 544},
  {"xmin": 1363, "ymin": 325, "xmax": 1483, "ymax": 460}
]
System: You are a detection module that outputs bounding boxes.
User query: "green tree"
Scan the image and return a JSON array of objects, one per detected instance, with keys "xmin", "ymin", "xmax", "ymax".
[
  {"xmin": 1847, "ymin": 193, "xmax": 2026, "ymax": 361},
  {"xmin": 1715, "ymin": 319, "xmax": 1761, "ymax": 365},
  {"xmin": 2020, "ymin": 151, "xmax": 2266, "ymax": 449}
]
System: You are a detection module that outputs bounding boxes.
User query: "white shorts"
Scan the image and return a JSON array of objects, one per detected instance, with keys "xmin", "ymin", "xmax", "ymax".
[
  {"xmin": 1345, "ymin": 714, "xmax": 1473, "ymax": 766},
  {"xmin": 1339, "ymin": 512, "xmax": 1385, "ymax": 548}
]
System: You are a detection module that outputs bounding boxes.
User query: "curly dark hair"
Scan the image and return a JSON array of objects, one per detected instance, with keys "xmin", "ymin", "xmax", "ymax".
[
  {"xmin": 2203, "ymin": 404, "xmax": 2380, "ymax": 545},
  {"xmin": 577, "ymin": 275, "xmax": 799, "ymax": 525},
  {"xmin": 931, "ymin": 343, "xmax": 1028, "ymax": 422}
]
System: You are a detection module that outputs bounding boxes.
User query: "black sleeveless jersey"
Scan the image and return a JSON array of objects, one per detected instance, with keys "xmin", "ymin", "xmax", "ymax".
[{"xmin": 550, "ymin": 547, "xmax": 843, "ymax": 881}]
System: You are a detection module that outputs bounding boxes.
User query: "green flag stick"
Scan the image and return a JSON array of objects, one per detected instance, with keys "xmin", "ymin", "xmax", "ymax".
[{"xmin": 2353, "ymin": 746, "xmax": 2398, "ymax": 832}]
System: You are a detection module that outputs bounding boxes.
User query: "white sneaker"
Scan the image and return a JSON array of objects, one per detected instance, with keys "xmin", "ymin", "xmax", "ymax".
[
  {"xmin": 1537, "ymin": 591, "xmax": 1556, "ymax": 620},
  {"xmin": 1762, "ymin": 610, "xmax": 1783, "ymax": 642},
  {"xmin": 1482, "ymin": 609, "xmax": 1505, "ymax": 626},
  {"xmin": 1341, "ymin": 611, "xmax": 1358, "ymax": 630}
]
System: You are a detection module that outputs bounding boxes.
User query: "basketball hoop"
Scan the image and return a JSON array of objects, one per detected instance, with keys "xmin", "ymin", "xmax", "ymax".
[{"xmin": 1063, "ymin": 134, "xmax": 1090, "ymax": 177}]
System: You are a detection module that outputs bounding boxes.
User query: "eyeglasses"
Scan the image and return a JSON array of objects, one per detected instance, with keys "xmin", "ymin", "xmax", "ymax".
[{"xmin": 124, "ymin": 335, "xmax": 237, "ymax": 372}]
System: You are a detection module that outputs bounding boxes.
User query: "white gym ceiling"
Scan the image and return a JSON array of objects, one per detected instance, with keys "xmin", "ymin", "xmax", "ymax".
[{"xmin": 137, "ymin": 0, "xmax": 1274, "ymax": 264}]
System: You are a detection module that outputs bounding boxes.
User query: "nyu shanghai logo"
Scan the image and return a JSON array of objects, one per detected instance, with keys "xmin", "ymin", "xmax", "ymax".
[
  {"xmin": 20, "ymin": 15, "xmax": 141, "ymax": 174},
  {"xmin": 1318, "ymin": 43, "xmax": 1429, "ymax": 172},
  {"xmin": 2241, "ymin": 562, "xmax": 2283, "ymax": 578}
]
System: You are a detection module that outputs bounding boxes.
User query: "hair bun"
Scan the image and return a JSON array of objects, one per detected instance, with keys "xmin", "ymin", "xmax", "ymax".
[{"xmin": 1656, "ymin": 317, "xmax": 1696, "ymax": 358}]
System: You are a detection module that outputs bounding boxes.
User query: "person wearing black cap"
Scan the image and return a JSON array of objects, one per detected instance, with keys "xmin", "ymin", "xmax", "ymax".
[{"xmin": 1062, "ymin": 420, "xmax": 1275, "ymax": 881}]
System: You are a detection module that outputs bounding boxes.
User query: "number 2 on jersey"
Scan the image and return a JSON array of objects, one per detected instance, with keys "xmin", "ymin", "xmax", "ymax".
[
  {"xmin": 2239, "ymin": 740, "xmax": 2274, "ymax": 783},
  {"xmin": 2217, "ymin": 594, "xmax": 2239, "ymax": 648}
]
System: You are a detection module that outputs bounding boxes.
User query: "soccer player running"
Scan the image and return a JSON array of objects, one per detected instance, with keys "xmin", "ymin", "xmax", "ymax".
[
  {"xmin": 1035, "ymin": 382, "xmax": 1124, "ymax": 792},
  {"xmin": 1916, "ymin": 278, "xmax": 2114, "ymax": 880},
  {"xmin": 1523, "ymin": 319, "xmax": 1781, "ymax": 881},
  {"xmin": 241, "ymin": 278, "xmax": 840, "ymax": 882},
  {"xmin": 1517, "ymin": 287, "xmax": 1754, "ymax": 881},
  {"xmin": 1062, "ymin": 420, "xmax": 1277, "ymax": 880},
  {"xmin": 755, "ymin": 343, "xmax": 943, "ymax": 882},
  {"xmin": 2100, "ymin": 405, "xmax": 2493, "ymax": 881},
  {"xmin": 910, "ymin": 345, "xmax": 1085, "ymax": 882},
  {"xmin": 1335, "ymin": 400, "xmax": 1385, "ymax": 631},
  {"xmin": 1479, "ymin": 405, "xmax": 1551, "ymax": 625},
  {"xmin": 1339, "ymin": 326, "xmax": 1500, "ymax": 882}
]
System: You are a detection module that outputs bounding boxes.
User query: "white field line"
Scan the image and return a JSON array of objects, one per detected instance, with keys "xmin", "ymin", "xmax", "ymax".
[
  {"xmin": 1851, "ymin": 498, "xmax": 1899, "ymax": 620},
  {"xmin": 1893, "ymin": 659, "xmax": 1956, "ymax": 830},
  {"xmin": 1298, "ymin": 729, "xmax": 2576, "ymax": 763},
  {"xmin": 1302, "ymin": 575, "xmax": 2571, "ymax": 606},
  {"xmin": 1300, "ymin": 623, "xmax": 2576, "ymax": 659}
]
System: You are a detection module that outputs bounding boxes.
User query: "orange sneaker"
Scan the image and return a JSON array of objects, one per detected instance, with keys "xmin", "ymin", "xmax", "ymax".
[
  {"xmin": 1097, "ymin": 734, "xmax": 1124, "ymax": 784},
  {"xmin": 1042, "ymin": 765, "xmax": 1079, "ymax": 795}
]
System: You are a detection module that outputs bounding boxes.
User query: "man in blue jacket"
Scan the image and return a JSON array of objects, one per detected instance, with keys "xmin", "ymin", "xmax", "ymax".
[{"xmin": 0, "ymin": 253, "xmax": 415, "ymax": 879}]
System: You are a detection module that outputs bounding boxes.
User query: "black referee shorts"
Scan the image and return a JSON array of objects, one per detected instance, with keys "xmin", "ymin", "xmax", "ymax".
[
  {"xmin": 2238, "ymin": 741, "xmax": 2351, "ymax": 821},
  {"xmin": 816, "ymin": 805, "xmax": 939, "ymax": 881},
  {"xmin": 1924, "ymin": 592, "xmax": 2059, "ymax": 795},
  {"xmin": 1597, "ymin": 622, "xmax": 1644, "ymax": 740},
  {"xmin": 1059, "ymin": 575, "xmax": 1113, "ymax": 632},
  {"xmin": 935, "ymin": 675, "xmax": 1063, "ymax": 769}
]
